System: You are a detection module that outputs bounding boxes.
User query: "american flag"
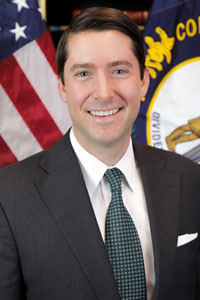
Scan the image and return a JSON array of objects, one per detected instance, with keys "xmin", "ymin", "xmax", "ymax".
[{"xmin": 0, "ymin": 0, "xmax": 72, "ymax": 167}]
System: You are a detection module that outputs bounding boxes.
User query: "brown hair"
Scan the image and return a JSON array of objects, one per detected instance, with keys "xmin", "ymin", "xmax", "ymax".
[{"xmin": 56, "ymin": 7, "xmax": 146, "ymax": 83}]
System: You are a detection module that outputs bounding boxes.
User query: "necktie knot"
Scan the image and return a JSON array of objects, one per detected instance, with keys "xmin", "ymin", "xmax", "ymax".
[{"xmin": 104, "ymin": 168, "xmax": 123, "ymax": 192}]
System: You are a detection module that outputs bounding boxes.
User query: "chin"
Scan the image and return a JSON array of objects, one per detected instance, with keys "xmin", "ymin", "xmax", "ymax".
[{"xmin": 95, "ymin": 133, "xmax": 125, "ymax": 146}]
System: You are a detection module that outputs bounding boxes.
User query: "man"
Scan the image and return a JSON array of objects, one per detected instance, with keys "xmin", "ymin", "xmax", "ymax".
[{"xmin": 0, "ymin": 7, "xmax": 200, "ymax": 300}]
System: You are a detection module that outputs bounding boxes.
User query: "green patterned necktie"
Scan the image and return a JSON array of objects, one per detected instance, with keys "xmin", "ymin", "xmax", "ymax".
[{"xmin": 105, "ymin": 168, "xmax": 147, "ymax": 300}]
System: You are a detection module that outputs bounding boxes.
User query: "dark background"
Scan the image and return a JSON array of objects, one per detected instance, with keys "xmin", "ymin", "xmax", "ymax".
[{"xmin": 46, "ymin": 0, "xmax": 153, "ymax": 46}]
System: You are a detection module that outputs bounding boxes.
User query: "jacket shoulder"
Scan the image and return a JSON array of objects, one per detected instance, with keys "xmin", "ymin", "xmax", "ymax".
[{"xmin": 133, "ymin": 139, "xmax": 200, "ymax": 173}]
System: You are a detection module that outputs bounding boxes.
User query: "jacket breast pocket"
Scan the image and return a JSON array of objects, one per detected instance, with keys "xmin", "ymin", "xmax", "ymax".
[{"xmin": 170, "ymin": 235, "xmax": 200, "ymax": 299}]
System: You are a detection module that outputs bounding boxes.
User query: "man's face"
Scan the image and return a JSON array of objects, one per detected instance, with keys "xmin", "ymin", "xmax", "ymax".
[{"xmin": 58, "ymin": 30, "xmax": 149, "ymax": 153}]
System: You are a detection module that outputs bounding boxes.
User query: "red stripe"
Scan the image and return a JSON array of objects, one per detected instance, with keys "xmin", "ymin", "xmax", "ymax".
[
  {"xmin": 0, "ymin": 136, "xmax": 18, "ymax": 167},
  {"xmin": 0, "ymin": 56, "xmax": 63, "ymax": 149},
  {"xmin": 36, "ymin": 30, "xmax": 58, "ymax": 74}
]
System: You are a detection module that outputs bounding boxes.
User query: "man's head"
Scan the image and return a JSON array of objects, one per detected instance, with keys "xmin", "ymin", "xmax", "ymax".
[
  {"xmin": 57, "ymin": 7, "xmax": 149, "ymax": 164},
  {"xmin": 56, "ymin": 7, "xmax": 146, "ymax": 84}
]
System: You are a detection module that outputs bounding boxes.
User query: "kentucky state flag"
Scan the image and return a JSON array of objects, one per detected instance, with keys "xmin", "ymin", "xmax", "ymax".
[{"xmin": 135, "ymin": 0, "xmax": 200, "ymax": 164}]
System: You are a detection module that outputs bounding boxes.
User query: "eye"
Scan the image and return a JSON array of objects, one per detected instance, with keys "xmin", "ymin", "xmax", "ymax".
[
  {"xmin": 113, "ymin": 69, "xmax": 128, "ymax": 75},
  {"xmin": 114, "ymin": 69, "xmax": 124, "ymax": 74},
  {"xmin": 76, "ymin": 71, "xmax": 90, "ymax": 77}
]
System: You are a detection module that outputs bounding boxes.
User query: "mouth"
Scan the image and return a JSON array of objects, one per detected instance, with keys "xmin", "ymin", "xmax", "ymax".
[{"xmin": 89, "ymin": 108, "xmax": 120, "ymax": 117}]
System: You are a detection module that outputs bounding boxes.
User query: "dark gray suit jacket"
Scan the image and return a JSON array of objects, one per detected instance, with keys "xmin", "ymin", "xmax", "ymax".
[{"xmin": 0, "ymin": 130, "xmax": 200, "ymax": 300}]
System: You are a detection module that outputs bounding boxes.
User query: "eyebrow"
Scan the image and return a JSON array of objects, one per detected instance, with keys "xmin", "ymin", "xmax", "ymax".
[
  {"xmin": 70, "ymin": 63, "xmax": 94, "ymax": 72},
  {"xmin": 70, "ymin": 60, "xmax": 133, "ymax": 72},
  {"xmin": 108, "ymin": 60, "xmax": 133, "ymax": 68}
]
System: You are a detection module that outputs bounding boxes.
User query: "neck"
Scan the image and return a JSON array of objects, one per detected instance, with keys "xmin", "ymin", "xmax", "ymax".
[
  {"xmin": 91, "ymin": 141, "xmax": 130, "ymax": 166},
  {"xmin": 73, "ymin": 132, "xmax": 130, "ymax": 166}
]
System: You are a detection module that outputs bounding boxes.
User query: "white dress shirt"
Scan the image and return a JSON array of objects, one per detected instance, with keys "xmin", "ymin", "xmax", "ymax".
[{"xmin": 70, "ymin": 128, "xmax": 155, "ymax": 300}]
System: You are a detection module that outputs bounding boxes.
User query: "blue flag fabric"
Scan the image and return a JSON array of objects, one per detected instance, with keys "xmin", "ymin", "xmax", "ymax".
[
  {"xmin": 0, "ymin": 0, "xmax": 47, "ymax": 61},
  {"xmin": 135, "ymin": 0, "xmax": 200, "ymax": 164}
]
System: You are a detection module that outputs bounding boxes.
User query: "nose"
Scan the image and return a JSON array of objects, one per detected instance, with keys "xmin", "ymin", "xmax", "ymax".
[{"xmin": 93, "ymin": 71, "xmax": 114, "ymax": 101}]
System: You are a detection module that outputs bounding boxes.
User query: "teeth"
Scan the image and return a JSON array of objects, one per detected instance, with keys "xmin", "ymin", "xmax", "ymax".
[{"xmin": 90, "ymin": 108, "xmax": 119, "ymax": 117}]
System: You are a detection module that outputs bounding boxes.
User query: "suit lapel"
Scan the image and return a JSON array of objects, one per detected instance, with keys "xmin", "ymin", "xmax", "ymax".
[
  {"xmin": 133, "ymin": 140, "xmax": 180, "ymax": 300},
  {"xmin": 34, "ymin": 132, "xmax": 180, "ymax": 300},
  {"xmin": 35, "ymin": 132, "xmax": 120, "ymax": 300}
]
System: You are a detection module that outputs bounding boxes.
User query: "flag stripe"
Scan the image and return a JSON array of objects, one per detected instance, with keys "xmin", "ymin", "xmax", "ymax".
[
  {"xmin": 0, "ymin": 84, "xmax": 42, "ymax": 161},
  {"xmin": 0, "ymin": 136, "xmax": 18, "ymax": 167},
  {"xmin": 1, "ymin": 1, "xmax": 72, "ymax": 167},
  {"xmin": 14, "ymin": 40, "xmax": 71, "ymax": 134},
  {"xmin": 0, "ymin": 55, "xmax": 63, "ymax": 149},
  {"xmin": 36, "ymin": 30, "xmax": 58, "ymax": 74}
]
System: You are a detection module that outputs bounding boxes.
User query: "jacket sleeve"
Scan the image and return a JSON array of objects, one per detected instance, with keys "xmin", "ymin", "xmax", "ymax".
[{"xmin": 0, "ymin": 203, "xmax": 24, "ymax": 300}]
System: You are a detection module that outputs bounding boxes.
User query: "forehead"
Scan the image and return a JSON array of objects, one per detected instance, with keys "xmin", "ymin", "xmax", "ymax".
[{"xmin": 66, "ymin": 30, "xmax": 135, "ymax": 62}]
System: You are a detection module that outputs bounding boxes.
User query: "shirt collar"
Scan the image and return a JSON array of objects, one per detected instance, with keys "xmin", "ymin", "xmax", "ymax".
[
  {"xmin": 70, "ymin": 128, "xmax": 136, "ymax": 197},
  {"xmin": 114, "ymin": 140, "xmax": 136, "ymax": 192},
  {"xmin": 70, "ymin": 129, "xmax": 107, "ymax": 197}
]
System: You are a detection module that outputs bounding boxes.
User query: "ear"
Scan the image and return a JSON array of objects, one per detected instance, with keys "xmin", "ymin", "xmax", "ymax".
[
  {"xmin": 58, "ymin": 76, "xmax": 68, "ymax": 103},
  {"xmin": 141, "ymin": 67, "xmax": 150, "ymax": 98}
]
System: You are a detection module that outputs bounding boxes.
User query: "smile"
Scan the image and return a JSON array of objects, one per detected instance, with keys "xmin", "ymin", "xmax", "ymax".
[{"xmin": 89, "ymin": 108, "xmax": 120, "ymax": 117}]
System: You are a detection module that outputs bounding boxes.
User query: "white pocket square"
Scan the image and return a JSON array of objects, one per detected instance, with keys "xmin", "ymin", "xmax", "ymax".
[{"xmin": 177, "ymin": 233, "xmax": 198, "ymax": 247}]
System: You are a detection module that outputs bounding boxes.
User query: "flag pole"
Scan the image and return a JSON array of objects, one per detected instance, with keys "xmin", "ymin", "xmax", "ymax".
[{"xmin": 40, "ymin": 0, "xmax": 47, "ymax": 21}]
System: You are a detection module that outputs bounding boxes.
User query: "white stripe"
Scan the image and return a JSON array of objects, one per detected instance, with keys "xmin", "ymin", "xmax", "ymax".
[
  {"xmin": 14, "ymin": 40, "xmax": 72, "ymax": 134},
  {"xmin": 0, "ymin": 84, "xmax": 42, "ymax": 160}
]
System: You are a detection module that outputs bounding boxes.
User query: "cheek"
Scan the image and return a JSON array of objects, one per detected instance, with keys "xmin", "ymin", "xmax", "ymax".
[
  {"xmin": 67, "ymin": 81, "xmax": 93, "ymax": 110},
  {"xmin": 65, "ymin": 83, "xmax": 83, "ymax": 105},
  {"xmin": 119, "ymin": 82, "xmax": 142, "ymax": 105},
  {"xmin": 120, "ymin": 84, "xmax": 141, "ymax": 117}
]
